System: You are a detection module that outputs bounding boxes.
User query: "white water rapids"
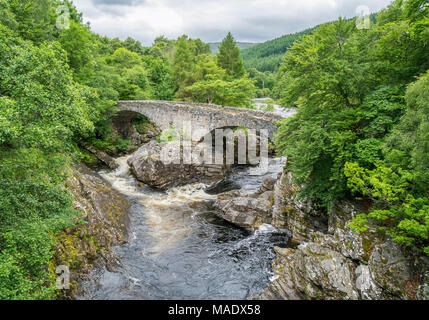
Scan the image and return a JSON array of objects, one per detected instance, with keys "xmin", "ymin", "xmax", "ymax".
[{"xmin": 79, "ymin": 156, "xmax": 290, "ymax": 300}]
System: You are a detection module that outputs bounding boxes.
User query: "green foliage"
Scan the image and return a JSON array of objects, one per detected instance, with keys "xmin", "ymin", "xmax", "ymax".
[
  {"xmin": 345, "ymin": 163, "xmax": 429, "ymax": 255},
  {"xmin": 274, "ymin": 1, "xmax": 429, "ymax": 254},
  {"xmin": 241, "ymin": 27, "xmax": 314, "ymax": 73},
  {"xmin": 185, "ymin": 77, "xmax": 256, "ymax": 107},
  {"xmin": 0, "ymin": 26, "xmax": 97, "ymax": 150},
  {"xmin": 248, "ymin": 68, "xmax": 276, "ymax": 94},
  {"xmin": 0, "ymin": 24, "xmax": 95, "ymax": 298},
  {"xmin": 0, "ymin": 0, "xmax": 57, "ymax": 43},
  {"xmin": 144, "ymin": 55, "xmax": 175, "ymax": 100},
  {"xmin": 173, "ymin": 35, "xmax": 196, "ymax": 95},
  {"xmin": 384, "ymin": 69, "xmax": 429, "ymax": 191},
  {"xmin": 58, "ymin": 20, "xmax": 93, "ymax": 75},
  {"xmin": 216, "ymin": 32, "xmax": 246, "ymax": 79},
  {"xmin": 171, "ymin": 34, "xmax": 256, "ymax": 107}
]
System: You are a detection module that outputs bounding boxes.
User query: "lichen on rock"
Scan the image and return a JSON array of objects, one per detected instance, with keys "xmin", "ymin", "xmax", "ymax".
[{"xmin": 52, "ymin": 164, "xmax": 130, "ymax": 299}]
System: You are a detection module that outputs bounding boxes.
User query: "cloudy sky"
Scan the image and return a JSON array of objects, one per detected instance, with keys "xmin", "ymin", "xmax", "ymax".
[{"xmin": 72, "ymin": 0, "xmax": 393, "ymax": 45}]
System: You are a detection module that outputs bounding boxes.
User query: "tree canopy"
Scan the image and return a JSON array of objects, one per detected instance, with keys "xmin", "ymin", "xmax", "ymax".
[{"xmin": 274, "ymin": 0, "xmax": 429, "ymax": 254}]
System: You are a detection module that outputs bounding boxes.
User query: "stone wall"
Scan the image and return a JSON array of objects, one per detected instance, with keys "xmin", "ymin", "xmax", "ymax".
[{"xmin": 117, "ymin": 100, "xmax": 283, "ymax": 141}]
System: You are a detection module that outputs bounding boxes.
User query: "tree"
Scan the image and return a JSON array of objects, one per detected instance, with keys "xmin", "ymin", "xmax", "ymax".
[
  {"xmin": 185, "ymin": 78, "xmax": 255, "ymax": 107},
  {"xmin": 172, "ymin": 35, "xmax": 196, "ymax": 97},
  {"xmin": 345, "ymin": 72, "xmax": 429, "ymax": 255},
  {"xmin": 273, "ymin": 0, "xmax": 429, "ymax": 256},
  {"xmin": 195, "ymin": 54, "xmax": 226, "ymax": 82},
  {"xmin": 216, "ymin": 32, "xmax": 246, "ymax": 78},
  {"xmin": 144, "ymin": 55, "xmax": 175, "ymax": 100},
  {"xmin": 58, "ymin": 20, "xmax": 93, "ymax": 77},
  {"xmin": 1, "ymin": 0, "xmax": 57, "ymax": 43},
  {"xmin": 0, "ymin": 25, "xmax": 97, "ymax": 299}
]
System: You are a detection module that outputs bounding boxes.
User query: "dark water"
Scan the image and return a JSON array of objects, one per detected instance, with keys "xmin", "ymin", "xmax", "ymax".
[{"xmin": 80, "ymin": 157, "xmax": 290, "ymax": 300}]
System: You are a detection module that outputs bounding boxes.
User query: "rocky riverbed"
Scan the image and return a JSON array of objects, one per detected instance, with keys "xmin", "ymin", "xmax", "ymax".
[{"xmin": 63, "ymin": 101, "xmax": 427, "ymax": 300}]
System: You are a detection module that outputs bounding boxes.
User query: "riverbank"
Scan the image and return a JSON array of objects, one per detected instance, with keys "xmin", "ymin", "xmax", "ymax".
[{"xmin": 76, "ymin": 156, "xmax": 290, "ymax": 299}]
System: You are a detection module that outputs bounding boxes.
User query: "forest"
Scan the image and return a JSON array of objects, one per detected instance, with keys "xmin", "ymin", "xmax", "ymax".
[
  {"xmin": 275, "ymin": 0, "xmax": 429, "ymax": 256},
  {"xmin": 0, "ymin": 0, "xmax": 428, "ymax": 300},
  {"xmin": 241, "ymin": 27, "xmax": 315, "ymax": 73},
  {"xmin": 240, "ymin": 28, "xmax": 315, "ymax": 96},
  {"xmin": 0, "ymin": 0, "xmax": 255, "ymax": 299}
]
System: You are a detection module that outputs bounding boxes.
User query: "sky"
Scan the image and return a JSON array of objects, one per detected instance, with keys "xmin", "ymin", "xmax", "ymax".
[{"xmin": 72, "ymin": 0, "xmax": 393, "ymax": 45}]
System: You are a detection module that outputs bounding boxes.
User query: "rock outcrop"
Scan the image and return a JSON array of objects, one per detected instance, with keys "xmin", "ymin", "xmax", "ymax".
[
  {"xmin": 81, "ymin": 143, "xmax": 119, "ymax": 169},
  {"xmin": 271, "ymin": 171, "xmax": 328, "ymax": 242},
  {"xmin": 213, "ymin": 177, "xmax": 277, "ymax": 231},
  {"xmin": 128, "ymin": 140, "xmax": 229, "ymax": 189},
  {"xmin": 258, "ymin": 169, "xmax": 429, "ymax": 301},
  {"xmin": 259, "ymin": 244, "xmax": 360, "ymax": 300},
  {"xmin": 214, "ymin": 196, "xmax": 272, "ymax": 231},
  {"xmin": 53, "ymin": 164, "xmax": 130, "ymax": 298}
]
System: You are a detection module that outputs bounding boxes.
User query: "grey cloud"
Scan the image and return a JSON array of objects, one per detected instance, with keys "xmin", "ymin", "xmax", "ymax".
[
  {"xmin": 91, "ymin": 0, "xmax": 145, "ymax": 5},
  {"xmin": 74, "ymin": 0, "xmax": 393, "ymax": 45}
]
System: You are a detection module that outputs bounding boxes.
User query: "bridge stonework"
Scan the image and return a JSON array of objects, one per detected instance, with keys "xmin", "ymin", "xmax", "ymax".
[{"xmin": 117, "ymin": 100, "xmax": 284, "ymax": 141}]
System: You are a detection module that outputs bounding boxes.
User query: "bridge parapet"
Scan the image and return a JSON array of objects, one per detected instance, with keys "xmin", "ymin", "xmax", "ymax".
[{"xmin": 117, "ymin": 100, "xmax": 284, "ymax": 141}]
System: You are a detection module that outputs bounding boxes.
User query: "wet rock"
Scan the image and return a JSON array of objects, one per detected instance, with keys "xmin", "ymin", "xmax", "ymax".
[
  {"xmin": 214, "ymin": 197, "xmax": 272, "ymax": 231},
  {"xmin": 205, "ymin": 179, "xmax": 241, "ymax": 195},
  {"xmin": 257, "ymin": 247, "xmax": 302, "ymax": 300},
  {"xmin": 128, "ymin": 140, "xmax": 228, "ymax": 189},
  {"xmin": 271, "ymin": 172, "xmax": 289, "ymax": 229},
  {"xmin": 255, "ymin": 177, "xmax": 277, "ymax": 195}
]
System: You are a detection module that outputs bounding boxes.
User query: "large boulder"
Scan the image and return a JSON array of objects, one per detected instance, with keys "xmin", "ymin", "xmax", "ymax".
[
  {"xmin": 214, "ymin": 196, "xmax": 272, "ymax": 231},
  {"xmin": 127, "ymin": 140, "xmax": 228, "ymax": 189},
  {"xmin": 205, "ymin": 179, "xmax": 241, "ymax": 195}
]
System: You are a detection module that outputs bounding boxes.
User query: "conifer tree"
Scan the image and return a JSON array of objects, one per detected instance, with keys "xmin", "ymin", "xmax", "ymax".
[
  {"xmin": 216, "ymin": 32, "xmax": 245, "ymax": 78},
  {"xmin": 172, "ymin": 35, "xmax": 195, "ymax": 90}
]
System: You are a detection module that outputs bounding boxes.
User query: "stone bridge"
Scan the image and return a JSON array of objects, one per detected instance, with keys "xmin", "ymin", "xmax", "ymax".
[{"xmin": 117, "ymin": 100, "xmax": 284, "ymax": 141}]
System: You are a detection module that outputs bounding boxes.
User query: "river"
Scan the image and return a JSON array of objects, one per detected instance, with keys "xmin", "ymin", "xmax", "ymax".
[
  {"xmin": 79, "ymin": 156, "xmax": 290, "ymax": 300},
  {"xmin": 79, "ymin": 100, "xmax": 294, "ymax": 300}
]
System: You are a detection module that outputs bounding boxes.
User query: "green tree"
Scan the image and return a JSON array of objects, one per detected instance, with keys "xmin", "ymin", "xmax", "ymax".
[
  {"xmin": 185, "ymin": 78, "xmax": 255, "ymax": 107},
  {"xmin": 0, "ymin": 25, "xmax": 96, "ymax": 299},
  {"xmin": 1, "ymin": 0, "xmax": 57, "ymax": 43},
  {"xmin": 216, "ymin": 32, "xmax": 246, "ymax": 78},
  {"xmin": 58, "ymin": 20, "xmax": 93, "ymax": 77},
  {"xmin": 172, "ymin": 35, "xmax": 196, "ymax": 97}
]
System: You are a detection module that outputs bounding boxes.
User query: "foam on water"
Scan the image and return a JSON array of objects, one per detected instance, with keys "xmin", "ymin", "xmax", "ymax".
[{"xmin": 80, "ymin": 150, "xmax": 290, "ymax": 300}]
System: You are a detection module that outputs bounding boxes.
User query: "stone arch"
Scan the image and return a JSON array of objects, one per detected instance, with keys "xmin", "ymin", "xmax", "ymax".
[{"xmin": 117, "ymin": 100, "xmax": 283, "ymax": 143}]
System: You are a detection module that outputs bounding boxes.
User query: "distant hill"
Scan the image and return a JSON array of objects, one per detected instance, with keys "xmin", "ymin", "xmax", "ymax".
[
  {"xmin": 241, "ymin": 28, "xmax": 315, "ymax": 73},
  {"xmin": 209, "ymin": 42, "xmax": 259, "ymax": 55}
]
